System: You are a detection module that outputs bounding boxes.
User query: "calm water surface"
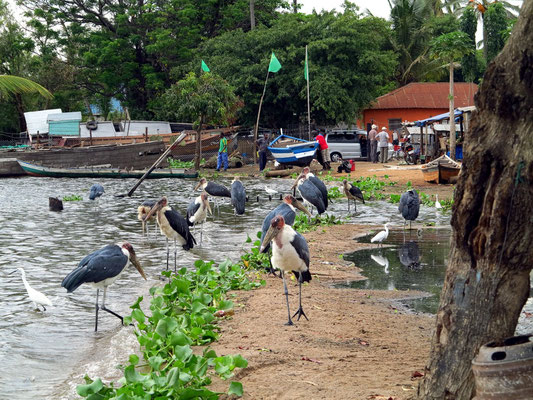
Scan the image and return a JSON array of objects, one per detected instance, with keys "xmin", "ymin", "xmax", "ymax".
[{"xmin": 0, "ymin": 176, "xmax": 449, "ymax": 399}]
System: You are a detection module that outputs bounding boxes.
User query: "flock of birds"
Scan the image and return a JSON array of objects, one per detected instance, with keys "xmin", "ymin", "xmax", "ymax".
[{"xmin": 11, "ymin": 172, "xmax": 429, "ymax": 329}]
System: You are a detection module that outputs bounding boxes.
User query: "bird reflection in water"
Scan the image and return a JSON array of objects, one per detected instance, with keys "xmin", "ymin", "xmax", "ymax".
[
  {"xmin": 399, "ymin": 240, "xmax": 421, "ymax": 270},
  {"xmin": 370, "ymin": 254, "xmax": 389, "ymax": 274}
]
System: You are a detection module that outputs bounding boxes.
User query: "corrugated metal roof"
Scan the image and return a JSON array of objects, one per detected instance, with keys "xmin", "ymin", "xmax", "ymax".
[
  {"xmin": 47, "ymin": 112, "xmax": 82, "ymax": 122},
  {"xmin": 24, "ymin": 109, "xmax": 62, "ymax": 134},
  {"xmin": 368, "ymin": 83, "xmax": 478, "ymax": 110}
]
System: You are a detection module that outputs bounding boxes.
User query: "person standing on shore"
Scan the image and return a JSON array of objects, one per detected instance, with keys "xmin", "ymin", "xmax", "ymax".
[
  {"xmin": 256, "ymin": 133, "xmax": 270, "ymax": 171},
  {"xmin": 377, "ymin": 127, "xmax": 390, "ymax": 163},
  {"xmin": 368, "ymin": 124, "xmax": 378, "ymax": 163},
  {"xmin": 216, "ymin": 133, "xmax": 228, "ymax": 172},
  {"xmin": 315, "ymin": 130, "xmax": 331, "ymax": 170}
]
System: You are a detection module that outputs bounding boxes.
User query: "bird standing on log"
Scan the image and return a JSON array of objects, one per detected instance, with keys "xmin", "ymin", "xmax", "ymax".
[
  {"xmin": 342, "ymin": 179, "xmax": 365, "ymax": 212},
  {"xmin": 186, "ymin": 192, "xmax": 211, "ymax": 244},
  {"xmin": 260, "ymin": 215, "xmax": 311, "ymax": 326},
  {"xmin": 231, "ymin": 177, "xmax": 246, "ymax": 215},
  {"xmin": 399, "ymin": 189, "xmax": 420, "ymax": 229},
  {"xmin": 61, "ymin": 243, "xmax": 146, "ymax": 331},
  {"xmin": 89, "ymin": 184, "xmax": 104, "ymax": 200},
  {"xmin": 10, "ymin": 267, "xmax": 53, "ymax": 311},
  {"xmin": 137, "ymin": 200, "xmax": 157, "ymax": 235},
  {"xmin": 144, "ymin": 197, "xmax": 196, "ymax": 271}
]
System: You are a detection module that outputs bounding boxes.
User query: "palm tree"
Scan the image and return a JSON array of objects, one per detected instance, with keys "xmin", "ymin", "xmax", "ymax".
[
  {"xmin": 430, "ymin": 31, "xmax": 474, "ymax": 160},
  {"xmin": 0, "ymin": 75, "xmax": 52, "ymax": 99}
]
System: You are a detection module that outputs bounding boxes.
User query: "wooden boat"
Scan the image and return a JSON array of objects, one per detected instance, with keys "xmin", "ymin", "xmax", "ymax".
[
  {"xmin": 268, "ymin": 134, "xmax": 318, "ymax": 167},
  {"xmin": 421, "ymin": 155, "xmax": 461, "ymax": 184},
  {"xmin": 17, "ymin": 160, "xmax": 198, "ymax": 179}
]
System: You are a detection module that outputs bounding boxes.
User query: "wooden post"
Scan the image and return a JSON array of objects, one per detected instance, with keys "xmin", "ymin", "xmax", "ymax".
[
  {"xmin": 253, "ymin": 69, "xmax": 270, "ymax": 165},
  {"xmin": 145, "ymin": 127, "xmax": 148, "ymax": 142}
]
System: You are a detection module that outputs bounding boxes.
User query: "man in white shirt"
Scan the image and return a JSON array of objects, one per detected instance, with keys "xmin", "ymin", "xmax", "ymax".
[{"xmin": 377, "ymin": 127, "xmax": 389, "ymax": 163}]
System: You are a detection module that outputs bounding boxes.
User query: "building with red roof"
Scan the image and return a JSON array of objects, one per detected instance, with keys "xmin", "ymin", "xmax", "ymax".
[{"xmin": 361, "ymin": 82, "xmax": 478, "ymax": 132}]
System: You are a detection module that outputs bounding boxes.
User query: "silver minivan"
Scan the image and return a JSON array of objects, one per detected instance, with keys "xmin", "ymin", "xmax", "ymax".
[{"xmin": 325, "ymin": 129, "xmax": 368, "ymax": 161}]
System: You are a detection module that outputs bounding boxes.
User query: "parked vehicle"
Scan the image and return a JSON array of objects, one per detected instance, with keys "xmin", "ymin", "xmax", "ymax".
[
  {"xmin": 325, "ymin": 129, "xmax": 368, "ymax": 161},
  {"xmin": 402, "ymin": 137, "xmax": 420, "ymax": 164}
]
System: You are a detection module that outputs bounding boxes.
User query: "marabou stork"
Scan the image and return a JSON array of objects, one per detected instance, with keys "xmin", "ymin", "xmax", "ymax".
[
  {"xmin": 342, "ymin": 179, "xmax": 365, "ymax": 212},
  {"xmin": 194, "ymin": 177, "xmax": 231, "ymax": 213},
  {"xmin": 231, "ymin": 177, "xmax": 246, "ymax": 215},
  {"xmin": 144, "ymin": 197, "xmax": 196, "ymax": 271},
  {"xmin": 186, "ymin": 192, "xmax": 212, "ymax": 244},
  {"xmin": 260, "ymin": 215, "xmax": 311, "ymax": 326},
  {"xmin": 292, "ymin": 175, "xmax": 326, "ymax": 215},
  {"xmin": 399, "ymin": 189, "xmax": 420, "ymax": 229},
  {"xmin": 89, "ymin": 184, "xmax": 104, "ymax": 200},
  {"xmin": 61, "ymin": 243, "xmax": 146, "ymax": 331},
  {"xmin": 137, "ymin": 200, "xmax": 157, "ymax": 235},
  {"xmin": 10, "ymin": 267, "xmax": 53, "ymax": 311},
  {"xmin": 371, "ymin": 223, "xmax": 390, "ymax": 247},
  {"xmin": 260, "ymin": 195, "xmax": 311, "ymax": 254},
  {"xmin": 300, "ymin": 167, "xmax": 328, "ymax": 210}
]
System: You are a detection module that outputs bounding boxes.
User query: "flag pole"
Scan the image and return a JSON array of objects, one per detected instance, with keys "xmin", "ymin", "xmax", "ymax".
[
  {"xmin": 306, "ymin": 45, "xmax": 311, "ymax": 141},
  {"xmin": 253, "ymin": 68, "xmax": 270, "ymax": 165}
]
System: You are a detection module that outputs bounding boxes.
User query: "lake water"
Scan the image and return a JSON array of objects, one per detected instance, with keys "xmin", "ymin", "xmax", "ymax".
[{"xmin": 0, "ymin": 175, "xmax": 451, "ymax": 399}]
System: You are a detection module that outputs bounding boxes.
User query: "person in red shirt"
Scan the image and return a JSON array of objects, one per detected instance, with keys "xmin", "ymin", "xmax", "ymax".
[{"xmin": 314, "ymin": 130, "xmax": 331, "ymax": 170}]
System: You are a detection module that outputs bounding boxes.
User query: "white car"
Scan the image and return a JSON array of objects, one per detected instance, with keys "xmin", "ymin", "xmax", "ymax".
[{"xmin": 326, "ymin": 130, "xmax": 394, "ymax": 161}]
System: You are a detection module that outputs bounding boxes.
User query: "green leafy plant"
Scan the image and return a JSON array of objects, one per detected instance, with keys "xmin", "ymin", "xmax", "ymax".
[
  {"xmin": 167, "ymin": 158, "xmax": 194, "ymax": 168},
  {"xmin": 293, "ymin": 213, "xmax": 346, "ymax": 233},
  {"xmin": 327, "ymin": 186, "xmax": 343, "ymax": 200},
  {"xmin": 63, "ymin": 195, "xmax": 83, "ymax": 201},
  {"xmin": 240, "ymin": 232, "xmax": 271, "ymax": 271}
]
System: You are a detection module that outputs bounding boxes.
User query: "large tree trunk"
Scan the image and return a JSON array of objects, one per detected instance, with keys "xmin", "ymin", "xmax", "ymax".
[
  {"xmin": 449, "ymin": 62, "xmax": 456, "ymax": 160},
  {"xmin": 416, "ymin": 0, "xmax": 533, "ymax": 398}
]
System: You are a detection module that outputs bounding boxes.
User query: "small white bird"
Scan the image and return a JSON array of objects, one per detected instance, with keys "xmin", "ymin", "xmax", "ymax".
[
  {"xmin": 264, "ymin": 186, "xmax": 278, "ymax": 196},
  {"xmin": 370, "ymin": 223, "xmax": 390, "ymax": 247},
  {"xmin": 10, "ymin": 267, "xmax": 53, "ymax": 311},
  {"xmin": 371, "ymin": 254, "xmax": 390, "ymax": 274},
  {"xmin": 435, "ymin": 195, "xmax": 443, "ymax": 210}
]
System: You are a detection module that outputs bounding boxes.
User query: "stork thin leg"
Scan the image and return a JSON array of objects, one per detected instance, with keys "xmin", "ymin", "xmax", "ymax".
[
  {"xmin": 174, "ymin": 239, "xmax": 177, "ymax": 273},
  {"xmin": 347, "ymin": 198, "xmax": 350, "ymax": 213},
  {"xmin": 200, "ymin": 222, "xmax": 204, "ymax": 245},
  {"xmin": 101, "ymin": 287, "xmax": 123, "ymax": 323},
  {"xmin": 95, "ymin": 289, "xmax": 100, "ymax": 332},
  {"xmin": 292, "ymin": 273, "xmax": 309, "ymax": 321},
  {"xmin": 166, "ymin": 237, "xmax": 170, "ymax": 271},
  {"xmin": 281, "ymin": 272, "xmax": 294, "ymax": 326},
  {"xmin": 142, "ymin": 221, "xmax": 146, "ymax": 236}
]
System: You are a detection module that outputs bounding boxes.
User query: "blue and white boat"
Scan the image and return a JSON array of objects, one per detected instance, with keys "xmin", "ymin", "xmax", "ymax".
[{"xmin": 268, "ymin": 134, "xmax": 319, "ymax": 167}]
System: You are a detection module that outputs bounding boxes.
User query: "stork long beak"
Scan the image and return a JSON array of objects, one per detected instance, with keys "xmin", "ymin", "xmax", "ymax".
[
  {"xmin": 292, "ymin": 198, "xmax": 312, "ymax": 217},
  {"xmin": 260, "ymin": 225, "xmax": 278, "ymax": 253},
  {"xmin": 143, "ymin": 202, "xmax": 162, "ymax": 222},
  {"xmin": 206, "ymin": 200, "xmax": 212, "ymax": 215},
  {"xmin": 129, "ymin": 254, "xmax": 147, "ymax": 280},
  {"xmin": 194, "ymin": 182, "xmax": 202, "ymax": 191},
  {"xmin": 291, "ymin": 175, "xmax": 301, "ymax": 190}
]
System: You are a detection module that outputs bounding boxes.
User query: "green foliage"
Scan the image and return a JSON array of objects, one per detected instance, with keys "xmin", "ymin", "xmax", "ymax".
[
  {"xmin": 167, "ymin": 158, "xmax": 194, "ymax": 169},
  {"xmin": 430, "ymin": 31, "xmax": 475, "ymax": 63},
  {"xmin": 485, "ymin": 2, "xmax": 508, "ymax": 63},
  {"xmin": 293, "ymin": 213, "xmax": 346, "ymax": 234},
  {"xmin": 460, "ymin": 5, "xmax": 480, "ymax": 82},
  {"xmin": 63, "ymin": 194, "xmax": 82, "ymax": 201},
  {"xmin": 327, "ymin": 186, "xmax": 343, "ymax": 200},
  {"xmin": 240, "ymin": 232, "xmax": 271, "ymax": 271},
  {"xmin": 78, "ymin": 259, "xmax": 263, "ymax": 399}
]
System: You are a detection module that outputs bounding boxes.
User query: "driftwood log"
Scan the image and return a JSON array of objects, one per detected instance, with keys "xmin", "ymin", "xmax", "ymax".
[{"xmin": 49, "ymin": 197, "xmax": 63, "ymax": 212}]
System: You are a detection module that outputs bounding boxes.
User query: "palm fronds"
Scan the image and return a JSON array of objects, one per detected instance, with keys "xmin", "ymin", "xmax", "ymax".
[{"xmin": 0, "ymin": 75, "xmax": 53, "ymax": 99}]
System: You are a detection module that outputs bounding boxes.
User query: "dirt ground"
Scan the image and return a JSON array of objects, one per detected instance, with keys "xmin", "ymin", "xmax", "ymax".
[{"xmin": 205, "ymin": 160, "xmax": 456, "ymax": 399}]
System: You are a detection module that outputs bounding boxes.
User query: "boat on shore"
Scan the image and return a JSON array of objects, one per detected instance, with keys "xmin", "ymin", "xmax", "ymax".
[
  {"xmin": 421, "ymin": 154, "xmax": 461, "ymax": 184},
  {"xmin": 17, "ymin": 160, "xmax": 198, "ymax": 179},
  {"xmin": 268, "ymin": 134, "xmax": 318, "ymax": 167}
]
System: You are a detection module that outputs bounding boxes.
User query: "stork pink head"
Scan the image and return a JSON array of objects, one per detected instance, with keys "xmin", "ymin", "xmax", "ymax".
[
  {"xmin": 270, "ymin": 215, "xmax": 286, "ymax": 229},
  {"xmin": 122, "ymin": 242, "xmax": 136, "ymax": 256},
  {"xmin": 122, "ymin": 242, "xmax": 146, "ymax": 280},
  {"xmin": 283, "ymin": 194, "xmax": 296, "ymax": 204},
  {"xmin": 302, "ymin": 167, "xmax": 310, "ymax": 175}
]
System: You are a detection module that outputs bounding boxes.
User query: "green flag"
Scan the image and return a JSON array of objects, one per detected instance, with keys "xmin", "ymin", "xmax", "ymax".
[
  {"xmin": 268, "ymin": 52, "xmax": 282, "ymax": 73},
  {"xmin": 201, "ymin": 60, "xmax": 210, "ymax": 72},
  {"xmin": 304, "ymin": 49, "xmax": 309, "ymax": 81}
]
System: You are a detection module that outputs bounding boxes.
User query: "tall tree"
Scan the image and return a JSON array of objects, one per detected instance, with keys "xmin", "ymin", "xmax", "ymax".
[
  {"xmin": 484, "ymin": 2, "xmax": 508, "ymax": 63},
  {"xmin": 459, "ymin": 5, "xmax": 478, "ymax": 82},
  {"xmin": 429, "ymin": 31, "xmax": 473, "ymax": 160},
  {"xmin": 158, "ymin": 72, "xmax": 241, "ymax": 170},
  {"xmin": 416, "ymin": 0, "xmax": 533, "ymax": 397}
]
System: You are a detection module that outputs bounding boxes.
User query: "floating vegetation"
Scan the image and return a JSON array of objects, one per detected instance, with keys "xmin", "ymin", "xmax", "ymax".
[{"xmin": 63, "ymin": 195, "xmax": 83, "ymax": 201}]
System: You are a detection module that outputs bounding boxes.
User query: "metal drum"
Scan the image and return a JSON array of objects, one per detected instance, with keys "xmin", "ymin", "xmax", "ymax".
[{"xmin": 472, "ymin": 335, "xmax": 533, "ymax": 399}]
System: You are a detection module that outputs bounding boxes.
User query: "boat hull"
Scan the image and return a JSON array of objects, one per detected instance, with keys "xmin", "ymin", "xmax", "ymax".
[
  {"xmin": 17, "ymin": 160, "xmax": 198, "ymax": 179},
  {"xmin": 268, "ymin": 136, "xmax": 318, "ymax": 167}
]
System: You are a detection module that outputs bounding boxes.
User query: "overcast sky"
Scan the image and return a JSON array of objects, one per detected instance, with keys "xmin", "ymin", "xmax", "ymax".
[{"xmin": 300, "ymin": 0, "xmax": 391, "ymax": 18}]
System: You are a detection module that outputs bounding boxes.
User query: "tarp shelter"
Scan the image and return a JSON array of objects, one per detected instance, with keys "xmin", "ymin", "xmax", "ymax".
[
  {"xmin": 24, "ymin": 109, "xmax": 62, "ymax": 134},
  {"xmin": 47, "ymin": 112, "xmax": 82, "ymax": 136},
  {"xmin": 414, "ymin": 109, "xmax": 463, "ymax": 127}
]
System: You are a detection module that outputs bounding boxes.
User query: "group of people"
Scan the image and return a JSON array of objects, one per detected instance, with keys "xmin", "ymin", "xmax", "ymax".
[{"xmin": 368, "ymin": 125, "xmax": 398, "ymax": 164}]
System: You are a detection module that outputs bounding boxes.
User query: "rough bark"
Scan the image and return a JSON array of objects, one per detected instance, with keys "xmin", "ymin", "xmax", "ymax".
[{"xmin": 416, "ymin": 0, "xmax": 533, "ymax": 398}]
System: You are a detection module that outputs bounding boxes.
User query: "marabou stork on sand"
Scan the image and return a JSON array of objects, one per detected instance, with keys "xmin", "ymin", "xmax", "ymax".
[
  {"xmin": 61, "ymin": 243, "xmax": 146, "ymax": 331},
  {"xmin": 399, "ymin": 189, "xmax": 420, "ymax": 229},
  {"xmin": 89, "ymin": 184, "xmax": 104, "ymax": 200},
  {"xmin": 194, "ymin": 177, "xmax": 231, "ymax": 213},
  {"xmin": 292, "ymin": 174, "xmax": 326, "ymax": 215},
  {"xmin": 342, "ymin": 179, "xmax": 365, "ymax": 212},
  {"xmin": 137, "ymin": 200, "xmax": 157, "ymax": 235},
  {"xmin": 144, "ymin": 196, "xmax": 196, "ymax": 271},
  {"xmin": 10, "ymin": 267, "xmax": 53, "ymax": 311},
  {"xmin": 231, "ymin": 177, "xmax": 246, "ymax": 215},
  {"xmin": 186, "ymin": 192, "xmax": 212, "ymax": 244},
  {"xmin": 260, "ymin": 215, "xmax": 311, "ymax": 326}
]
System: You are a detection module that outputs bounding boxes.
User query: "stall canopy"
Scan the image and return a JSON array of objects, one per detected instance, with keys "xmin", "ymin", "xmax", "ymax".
[{"xmin": 414, "ymin": 109, "xmax": 463, "ymax": 127}]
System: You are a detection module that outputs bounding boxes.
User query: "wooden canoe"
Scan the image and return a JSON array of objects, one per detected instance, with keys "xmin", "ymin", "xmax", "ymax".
[{"xmin": 421, "ymin": 155, "xmax": 461, "ymax": 184}]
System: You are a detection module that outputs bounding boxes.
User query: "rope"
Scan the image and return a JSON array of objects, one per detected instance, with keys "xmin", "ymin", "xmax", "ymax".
[{"xmin": 497, "ymin": 161, "xmax": 525, "ymax": 268}]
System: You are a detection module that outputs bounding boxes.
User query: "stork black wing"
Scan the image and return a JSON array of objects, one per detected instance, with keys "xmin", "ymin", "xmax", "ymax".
[
  {"xmin": 290, "ymin": 232, "xmax": 311, "ymax": 282},
  {"xmin": 205, "ymin": 182, "xmax": 231, "ymax": 198},
  {"xmin": 186, "ymin": 200, "xmax": 200, "ymax": 226},
  {"xmin": 349, "ymin": 185, "xmax": 365, "ymax": 203},
  {"xmin": 231, "ymin": 181, "xmax": 246, "ymax": 215},
  {"xmin": 165, "ymin": 209, "xmax": 196, "ymax": 250},
  {"xmin": 300, "ymin": 180, "xmax": 326, "ymax": 214},
  {"xmin": 308, "ymin": 176, "xmax": 328, "ymax": 209},
  {"xmin": 61, "ymin": 245, "xmax": 128, "ymax": 292}
]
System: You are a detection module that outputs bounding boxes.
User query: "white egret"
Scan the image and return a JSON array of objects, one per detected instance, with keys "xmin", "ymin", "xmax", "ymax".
[{"xmin": 10, "ymin": 267, "xmax": 53, "ymax": 311}]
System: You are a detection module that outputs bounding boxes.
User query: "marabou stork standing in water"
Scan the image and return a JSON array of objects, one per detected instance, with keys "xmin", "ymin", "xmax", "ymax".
[
  {"xmin": 260, "ymin": 215, "xmax": 311, "ymax": 326},
  {"xmin": 342, "ymin": 179, "xmax": 365, "ymax": 212},
  {"xmin": 194, "ymin": 177, "xmax": 231, "ymax": 213},
  {"xmin": 292, "ymin": 175, "xmax": 326, "ymax": 215},
  {"xmin": 399, "ymin": 189, "xmax": 420, "ymax": 230},
  {"xmin": 186, "ymin": 192, "xmax": 212, "ymax": 244},
  {"xmin": 231, "ymin": 177, "xmax": 246, "ymax": 215},
  {"xmin": 144, "ymin": 197, "xmax": 196, "ymax": 271},
  {"xmin": 61, "ymin": 243, "xmax": 146, "ymax": 331},
  {"xmin": 137, "ymin": 200, "xmax": 157, "ymax": 235},
  {"xmin": 299, "ymin": 167, "xmax": 328, "ymax": 210},
  {"xmin": 89, "ymin": 184, "xmax": 104, "ymax": 200},
  {"xmin": 10, "ymin": 267, "xmax": 53, "ymax": 311}
]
